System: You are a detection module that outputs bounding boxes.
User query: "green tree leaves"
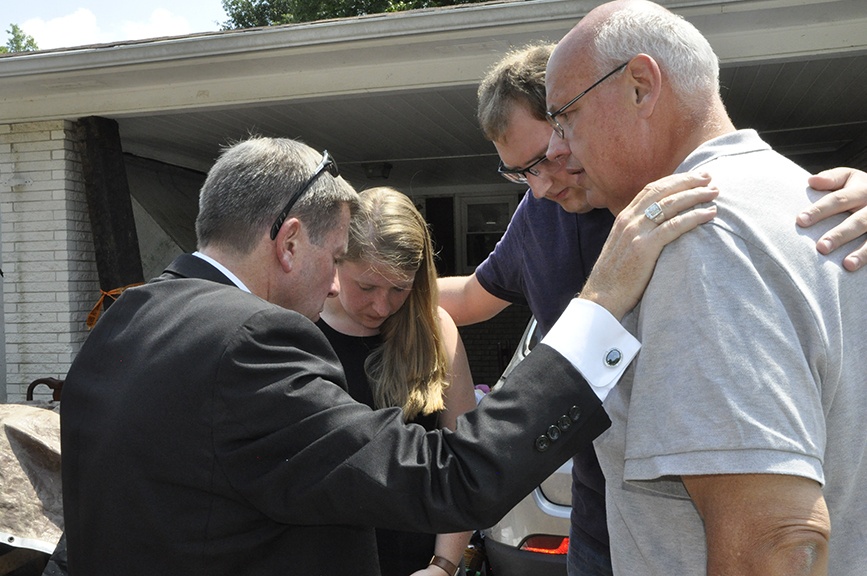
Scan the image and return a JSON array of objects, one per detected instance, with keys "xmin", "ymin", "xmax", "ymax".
[
  {"xmin": 221, "ymin": 0, "xmax": 487, "ymax": 28},
  {"xmin": 1, "ymin": 24, "xmax": 39, "ymax": 54}
]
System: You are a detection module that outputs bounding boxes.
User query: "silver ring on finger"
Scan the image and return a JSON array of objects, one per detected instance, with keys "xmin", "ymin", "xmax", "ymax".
[{"xmin": 644, "ymin": 201, "xmax": 665, "ymax": 224}]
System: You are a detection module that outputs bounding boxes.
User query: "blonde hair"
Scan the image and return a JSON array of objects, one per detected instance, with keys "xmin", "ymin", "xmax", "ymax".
[{"xmin": 346, "ymin": 187, "xmax": 449, "ymax": 421}]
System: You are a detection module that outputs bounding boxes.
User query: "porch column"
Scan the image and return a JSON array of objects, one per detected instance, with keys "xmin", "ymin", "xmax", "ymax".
[{"xmin": 0, "ymin": 120, "xmax": 99, "ymax": 402}]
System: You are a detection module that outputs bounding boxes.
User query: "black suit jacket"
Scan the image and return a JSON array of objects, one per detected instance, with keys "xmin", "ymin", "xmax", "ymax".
[{"xmin": 60, "ymin": 254, "xmax": 610, "ymax": 575}]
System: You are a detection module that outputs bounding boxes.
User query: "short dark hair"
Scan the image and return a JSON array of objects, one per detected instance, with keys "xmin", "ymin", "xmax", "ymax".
[{"xmin": 477, "ymin": 42, "xmax": 555, "ymax": 142}]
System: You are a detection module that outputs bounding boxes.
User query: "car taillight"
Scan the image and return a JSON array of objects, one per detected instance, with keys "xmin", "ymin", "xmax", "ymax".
[{"xmin": 519, "ymin": 535, "xmax": 569, "ymax": 555}]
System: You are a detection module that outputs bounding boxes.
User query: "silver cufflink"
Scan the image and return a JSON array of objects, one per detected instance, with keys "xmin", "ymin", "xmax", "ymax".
[{"xmin": 604, "ymin": 348, "xmax": 623, "ymax": 367}]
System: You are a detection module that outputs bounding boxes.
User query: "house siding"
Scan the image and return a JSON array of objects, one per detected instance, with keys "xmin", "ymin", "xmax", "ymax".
[{"xmin": 0, "ymin": 120, "xmax": 98, "ymax": 401}]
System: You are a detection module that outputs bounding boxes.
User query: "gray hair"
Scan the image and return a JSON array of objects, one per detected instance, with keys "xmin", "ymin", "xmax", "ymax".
[
  {"xmin": 196, "ymin": 136, "xmax": 358, "ymax": 253},
  {"xmin": 592, "ymin": 2, "xmax": 719, "ymax": 114}
]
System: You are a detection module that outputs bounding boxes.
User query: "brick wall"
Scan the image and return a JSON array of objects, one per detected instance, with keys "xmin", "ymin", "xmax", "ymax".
[
  {"xmin": 457, "ymin": 304, "xmax": 532, "ymax": 386},
  {"xmin": 0, "ymin": 121, "xmax": 98, "ymax": 402}
]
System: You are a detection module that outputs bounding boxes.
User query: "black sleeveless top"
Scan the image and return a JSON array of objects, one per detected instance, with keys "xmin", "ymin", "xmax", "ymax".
[{"xmin": 316, "ymin": 318, "xmax": 439, "ymax": 575}]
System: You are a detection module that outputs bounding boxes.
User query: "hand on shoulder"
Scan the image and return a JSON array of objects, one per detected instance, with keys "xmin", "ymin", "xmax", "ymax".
[
  {"xmin": 580, "ymin": 172, "xmax": 718, "ymax": 320},
  {"xmin": 801, "ymin": 167, "xmax": 867, "ymax": 271}
]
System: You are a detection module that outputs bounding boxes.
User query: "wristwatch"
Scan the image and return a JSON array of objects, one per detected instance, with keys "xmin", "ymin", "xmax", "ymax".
[{"xmin": 429, "ymin": 554, "xmax": 459, "ymax": 576}]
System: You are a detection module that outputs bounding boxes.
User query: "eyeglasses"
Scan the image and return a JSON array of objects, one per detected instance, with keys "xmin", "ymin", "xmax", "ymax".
[
  {"xmin": 546, "ymin": 62, "xmax": 629, "ymax": 139},
  {"xmin": 269, "ymin": 150, "xmax": 339, "ymax": 240},
  {"xmin": 497, "ymin": 154, "xmax": 548, "ymax": 184}
]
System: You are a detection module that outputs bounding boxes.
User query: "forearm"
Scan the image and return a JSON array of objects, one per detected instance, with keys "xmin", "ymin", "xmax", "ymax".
[
  {"xmin": 430, "ymin": 531, "xmax": 472, "ymax": 575},
  {"xmin": 439, "ymin": 307, "xmax": 478, "ymax": 430},
  {"xmin": 437, "ymin": 275, "xmax": 508, "ymax": 326}
]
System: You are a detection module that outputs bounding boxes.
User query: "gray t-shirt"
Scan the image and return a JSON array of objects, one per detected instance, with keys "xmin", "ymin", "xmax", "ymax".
[{"xmin": 594, "ymin": 130, "xmax": 866, "ymax": 575}]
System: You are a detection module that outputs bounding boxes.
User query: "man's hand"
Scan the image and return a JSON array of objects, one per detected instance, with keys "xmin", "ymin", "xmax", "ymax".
[
  {"xmin": 801, "ymin": 167, "xmax": 867, "ymax": 271},
  {"xmin": 580, "ymin": 172, "xmax": 718, "ymax": 320}
]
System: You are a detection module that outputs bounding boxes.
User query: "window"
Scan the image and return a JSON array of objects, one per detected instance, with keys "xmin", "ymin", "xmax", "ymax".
[{"xmin": 458, "ymin": 194, "xmax": 518, "ymax": 273}]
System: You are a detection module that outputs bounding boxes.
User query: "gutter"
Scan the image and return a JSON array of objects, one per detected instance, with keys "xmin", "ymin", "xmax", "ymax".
[{"xmin": 4, "ymin": 0, "xmax": 857, "ymax": 78}]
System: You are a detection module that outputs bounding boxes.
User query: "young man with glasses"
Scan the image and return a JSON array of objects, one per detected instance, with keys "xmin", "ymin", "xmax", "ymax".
[{"xmin": 438, "ymin": 42, "xmax": 867, "ymax": 576}]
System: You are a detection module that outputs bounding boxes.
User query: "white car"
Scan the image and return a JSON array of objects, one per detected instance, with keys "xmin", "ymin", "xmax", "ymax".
[{"xmin": 479, "ymin": 318, "xmax": 571, "ymax": 576}]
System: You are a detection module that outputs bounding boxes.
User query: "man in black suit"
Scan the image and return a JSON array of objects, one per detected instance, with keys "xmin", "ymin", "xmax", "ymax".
[{"xmin": 60, "ymin": 136, "xmax": 715, "ymax": 575}]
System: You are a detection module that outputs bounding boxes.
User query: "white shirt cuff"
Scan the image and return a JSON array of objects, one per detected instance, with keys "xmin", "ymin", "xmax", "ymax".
[{"xmin": 541, "ymin": 298, "xmax": 640, "ymax": 401}]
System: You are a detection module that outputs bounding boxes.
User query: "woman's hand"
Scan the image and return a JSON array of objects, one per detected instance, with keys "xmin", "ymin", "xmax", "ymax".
[
  {"xmin": 580, "ymin": 172, "xmax": 718, "ymax": 320},
  {"xmin": 800, "ymin": 167, "xmax": 867, "ymax": 271}
]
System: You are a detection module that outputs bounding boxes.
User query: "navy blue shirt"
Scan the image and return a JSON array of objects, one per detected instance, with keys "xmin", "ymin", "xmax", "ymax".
[
  {"xmin": 475, "ymin": 191, "xmax": 615, "ymax": 549},
  {"xmin": 475, "ymin": 192, "xmax": 614, "ymax": 336}
]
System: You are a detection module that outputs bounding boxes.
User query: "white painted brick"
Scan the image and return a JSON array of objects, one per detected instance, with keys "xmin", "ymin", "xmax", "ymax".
[
  {"xmin": 15, "ymin": 158, "xmax": 66, "ymax": 173},
  {"xmin": 68, "ymin": 260, "xmax": 96, "ymax": 272},
  {"xmin": 6, "ymin": 312, "xmax": 58, "ymax": 326},
  {"xmin": 11, "ymin": 201, "xmax": 66, "ymax": 215},
  {"xmin": 14, "ymin": 288, "xmax": 62, "ymax": 301},
  {"xmin": 4, "ymin": 226, "xmax": 57, "ymax": 244},
  {"xmin": 7, "ymin": 170, "xmax": 54, "ymax": 186},
  {"xmin": 69, "ymin": 286, "xmax": 99, "ymax": 301},
  {"xmin": 13, "ymin": 220, "xmax": 64, "ymax": 234},
  {"xmin": 10, "ymin": 140, "xmax": 63, "ymax": 154},
  {"xmin": 13, "ymin": 240, "xmax": 65, "ymax": 253},
  {"xmin": 14, "ymin": 231, "xmax": 60, "ymax": 245},
  {"xmin": 7, "ymin": 190, "xmax": 56, "ymax": 203},
  {"xmin": 19, "ymin": 342, "xmax": 74, "ymax": 355},
  {"xmin": 23, "ymin": 333, "xmax": 62, "ymax": 344},
  {"xmin": 56, "ymin": 333, "xmax": 75, "ymax": 344},
  {"xmin": 52, "ymin": 149, "xmax": 78, "ymax": 161},
  {"xmin": 16, "ymin": 321, "xmax": 69, "ymax": 334},
  {"xmin": 13, "ymin": 360, "xmax": 65, "ymax": 375},
  {"xmin": 2, "ymin": 120, "xmax": 93, "ymax": 399},
  {"xmin": 12, "ymin": 150, "xmax": 53, "ymax": 163},
  {"xmin": 7, "ymin": 250, "xmax": 58, "ymax": 263},
  {"xmin": 67, "ymin": 211, "xmax": 93, "ymax": 224},
  {"xmin": 13, "ymin": 293, "xmax": 60, "ymax": 306},
  {"xmin": 3, "ymin": 131, "xmax": 53, "ymax": 144},
  {"xmin": 9, "ymin": 180, "xmax": 63, "ymax": 193},
  {"xmin": 12, "ymin": 120, "xmax": 65, "ymax": 133}
]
